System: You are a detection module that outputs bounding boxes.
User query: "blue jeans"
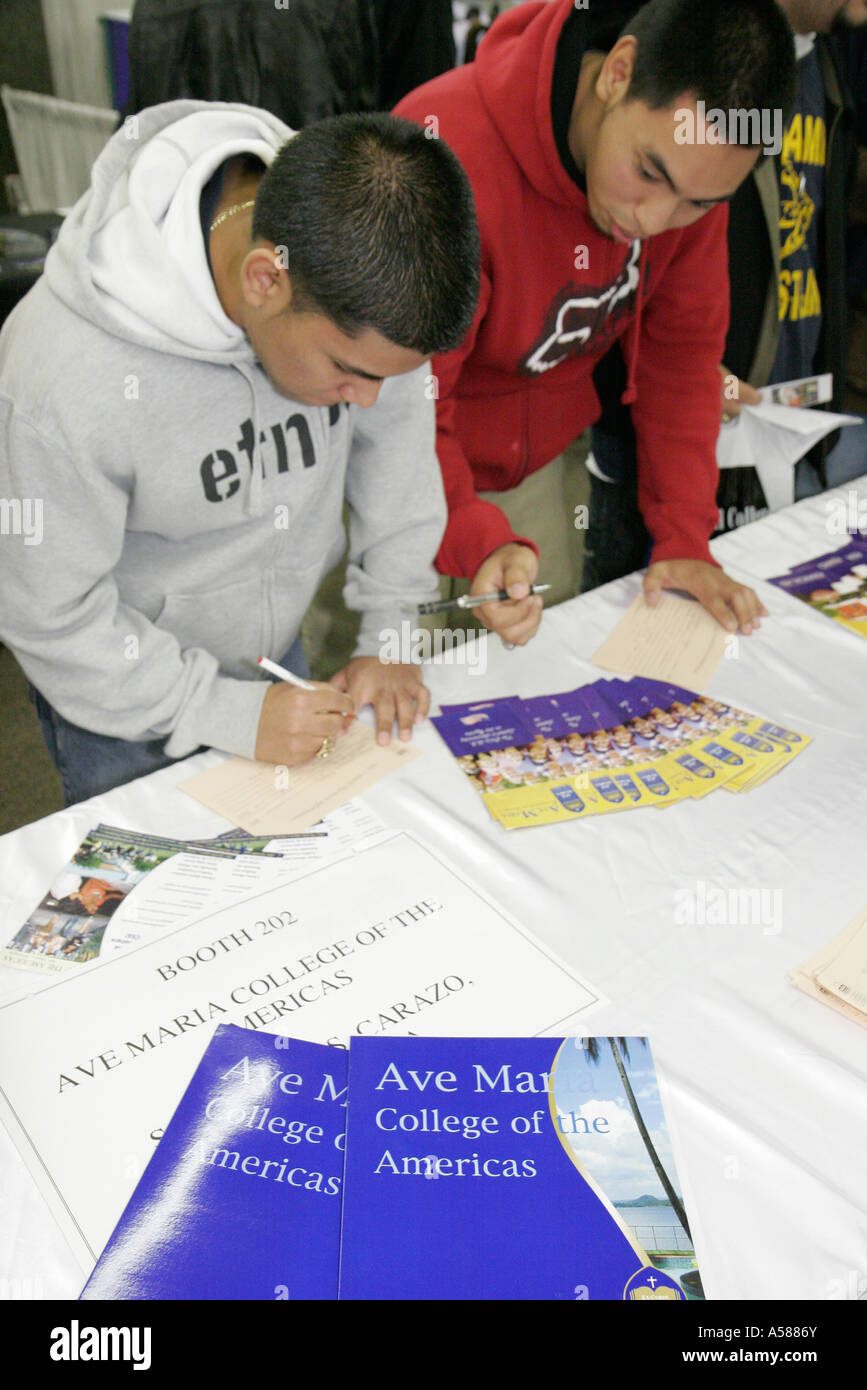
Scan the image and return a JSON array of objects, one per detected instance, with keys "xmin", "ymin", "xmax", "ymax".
[
  {"xmin": 29, "ymin": 636, "xmax": 310, "ymax": 807},
  {"xmin": 823, "ymin": 415, "xmax": 867, "ymax": 488},
  {"xmin": 791, "ymin": 416, "xmax": 867, "ymax": 499}
]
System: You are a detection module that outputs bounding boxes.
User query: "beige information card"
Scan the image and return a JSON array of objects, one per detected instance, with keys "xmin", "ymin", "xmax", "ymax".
[
  {"xmin": 790, "ymin": 904, "xmax": 867, "ymax": 1029},
  {"xmin": 181, "ymin": 722, "xmax": 421, "ymax": 834},
  {"xmin": 592, "ymin": 593, "xmax": 728, "ymax": 691}
]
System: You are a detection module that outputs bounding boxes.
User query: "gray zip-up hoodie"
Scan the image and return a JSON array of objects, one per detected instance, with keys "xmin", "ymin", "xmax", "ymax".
[{"xmin": 0, "ymin": 101, "xmax": 445, "ymax": 761}]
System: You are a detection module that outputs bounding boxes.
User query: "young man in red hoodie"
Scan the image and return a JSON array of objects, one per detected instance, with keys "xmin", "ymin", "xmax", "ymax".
[{"xmin": 395, "ymin": 0, "xmax": 797, "ymax": 644}]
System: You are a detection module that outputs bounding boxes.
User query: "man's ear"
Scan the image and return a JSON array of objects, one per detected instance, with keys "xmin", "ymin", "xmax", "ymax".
[
  {"xmin": 240, "ymin": 245, "xmax": 293, "ymax": 313},
  {"xmin": 596, "ymin": 35, "xmax": 637, "ymax": 106}
]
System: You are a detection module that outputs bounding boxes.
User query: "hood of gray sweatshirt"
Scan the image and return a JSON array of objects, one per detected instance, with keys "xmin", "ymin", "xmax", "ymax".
[{"xmin": 0, "ymin": 101, "xmax": 445, "ymax": 760}]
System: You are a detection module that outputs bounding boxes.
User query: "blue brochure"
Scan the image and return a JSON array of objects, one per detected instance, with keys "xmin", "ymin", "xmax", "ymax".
[
  {"xmin": 635, "ymin": 678, "xmax": 701, "ymax": 710},
  {"xmin": 81, "ymin": 1025, "xmax": 348, "ymax": 1300},
  {"xmin": 521, "ymin": 687, "xmax": 594, "ymax": 738},
  {"xmin": 338, "ymin": 1036, "xmax": 700, "ymax": 1301},
  {"xmin": 581, "ymin": 681, "xmax": 623, "ymax": 734},
  {"xmin": 430, "ymin": 698, "xmax": 536, "ymax": 756}
]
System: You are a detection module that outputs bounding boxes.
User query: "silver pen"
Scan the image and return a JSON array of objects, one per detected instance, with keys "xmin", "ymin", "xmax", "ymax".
[{"xmin": 415, "ymin": 583, "xmax": 550, "ymax": 616}]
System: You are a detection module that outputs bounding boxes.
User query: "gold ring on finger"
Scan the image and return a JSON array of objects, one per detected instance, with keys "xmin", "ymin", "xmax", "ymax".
[{"xmin": 316, "ymin": 735, "xmax": 335, "ymax": 759}]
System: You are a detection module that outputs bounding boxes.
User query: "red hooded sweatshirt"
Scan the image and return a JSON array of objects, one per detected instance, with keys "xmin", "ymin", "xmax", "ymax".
[{"xmin": 395, "ymin": 0, "xmax": 729, "ymax": 581}]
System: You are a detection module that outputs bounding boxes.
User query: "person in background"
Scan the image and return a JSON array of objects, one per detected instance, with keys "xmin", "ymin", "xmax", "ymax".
[
  {"xmin": 465, "ymin": 5, "xmax": 501, "ymax": 62},
  {"xmin": 396, "ymin": 0, "xmax": 797, "ymax": 646},
  {"xmin": 374, "ymin": 1, "xmax": 456, "ymax": 105},
  {"xmin": 835, "ymin": 8, "xmax": 867, "ymax": 396},
  {"xmin": 583, "ymin": 0, "xmax": 867, "ymax": 591},
  {"xmin": 465, "ymin": 7, "xmax": 490, "ymax": 63},
  {"xmin": 125, "ymin": 0, "xmax": 457, "ymax": 126},
  {"xmin": 453, "ymin": 5, "xmax": 481, "ymax": 67}
]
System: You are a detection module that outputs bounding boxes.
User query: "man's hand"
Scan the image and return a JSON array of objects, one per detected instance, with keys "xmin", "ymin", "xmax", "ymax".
[
  {"xmin": 719, "ymin": 363, "xmax": 761, "ymax": 421},
  {"xmin": 644, "ymin": 559, "xmax": 767, "ymax": 634},
  {"xmin": 470, "ymin": 542, "xmax": 542, "ymax": 644},
  {"xmin": 254, "ymin": 679, "xmax": 355, "ymax": 765},
  {"xmin": 331, "ymin": 656, "xmax": 430, "ymax": 746}
]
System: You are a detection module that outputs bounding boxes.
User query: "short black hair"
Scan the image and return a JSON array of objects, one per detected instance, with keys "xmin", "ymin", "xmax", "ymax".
[
  {"xmin": 623, "ymin": 0, "xmax": 797, "ymax": 132},
  {"xmin": 252, "ymin": 112, "xmax": 480, "ymax": 355}
]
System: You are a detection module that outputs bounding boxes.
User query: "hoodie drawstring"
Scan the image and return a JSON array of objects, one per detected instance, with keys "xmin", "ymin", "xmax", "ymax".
[{"xmin": 620, "ymin": 240, "xmax": 643, "ymax": 407}]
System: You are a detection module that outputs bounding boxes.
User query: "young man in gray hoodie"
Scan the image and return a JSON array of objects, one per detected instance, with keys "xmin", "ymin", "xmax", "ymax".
[{"xmin": 0, "ymin": 103, "xmax": 480, "ymax": 804}]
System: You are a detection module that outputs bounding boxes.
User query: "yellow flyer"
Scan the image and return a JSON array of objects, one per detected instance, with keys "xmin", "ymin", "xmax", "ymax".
[{"xmin": 431, "ymin": 678, "xmax": 810, "ymax": 831}]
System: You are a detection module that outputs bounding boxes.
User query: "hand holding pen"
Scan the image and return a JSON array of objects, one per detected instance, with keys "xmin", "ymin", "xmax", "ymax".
[
  {"xmin": 254, "ymin": 656, "xmax": 355, "ymax": 765},
  {"xmin": 417, "ymin": 583, "xmax": 551, "ymax": 614},
  {"xmin": 435, "ymin": 541, "xmax": 545, "ymax": 647}
]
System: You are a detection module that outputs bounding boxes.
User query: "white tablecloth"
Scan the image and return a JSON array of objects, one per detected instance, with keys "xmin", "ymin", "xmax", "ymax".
[{"xmin": 2, "ymin": 481, "xmax": 867, "ymax": 1302}]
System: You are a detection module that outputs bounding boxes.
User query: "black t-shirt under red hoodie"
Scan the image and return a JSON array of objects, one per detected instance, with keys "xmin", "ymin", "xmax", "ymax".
[{"xmin": 395, "ymin": 0, "xmax": 729, "ymax": 580}]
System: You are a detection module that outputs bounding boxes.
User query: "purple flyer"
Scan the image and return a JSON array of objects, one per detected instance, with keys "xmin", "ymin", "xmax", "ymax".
[
  {"xmin": 430, "ymin": 699, "xmax": 535, "ymax": 757},
  {"xmin": 774, "ymin": 539, "xmax": 867, "ymax": 582}
]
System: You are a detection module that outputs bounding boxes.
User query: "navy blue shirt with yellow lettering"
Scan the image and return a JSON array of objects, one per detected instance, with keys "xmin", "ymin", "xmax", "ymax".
[{"xmin": 770, "ymin": 44, "xmax": 826, "ymax": 384}]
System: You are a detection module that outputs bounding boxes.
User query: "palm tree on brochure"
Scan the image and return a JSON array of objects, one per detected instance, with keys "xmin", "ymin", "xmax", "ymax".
[{"xmin": 581, "ymin": 1036, "xmax": 691, "ymax": 1242}]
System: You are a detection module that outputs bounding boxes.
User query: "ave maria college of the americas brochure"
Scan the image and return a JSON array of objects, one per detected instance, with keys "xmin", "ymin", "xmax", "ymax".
[{"xmin": 338, "ymin": 1035, "xmax": 699, "ymax": 1300}]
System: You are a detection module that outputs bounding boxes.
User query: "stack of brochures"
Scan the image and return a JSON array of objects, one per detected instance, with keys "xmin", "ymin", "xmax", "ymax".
[
  {"xmin": 430, "ymin": 677, "xmax": 811, "ymax": 831},
  {"xmin": 1, "ymin": 803, "xmax": 387, "ymax": 974},
  {"xmin": 790, "ymin": 904, "xmax": 867, "ymax": 1029},
  {"xmin": 0, "ymin": 823, "xmax": 284, "ymax": 975},
  {"xmin": 81, "ymin": 1024, "xmax": 702, "ymax": 1301},
  {"xmin": 768, "ymin": 537, "xmax": 867, "ymax": 639}
]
